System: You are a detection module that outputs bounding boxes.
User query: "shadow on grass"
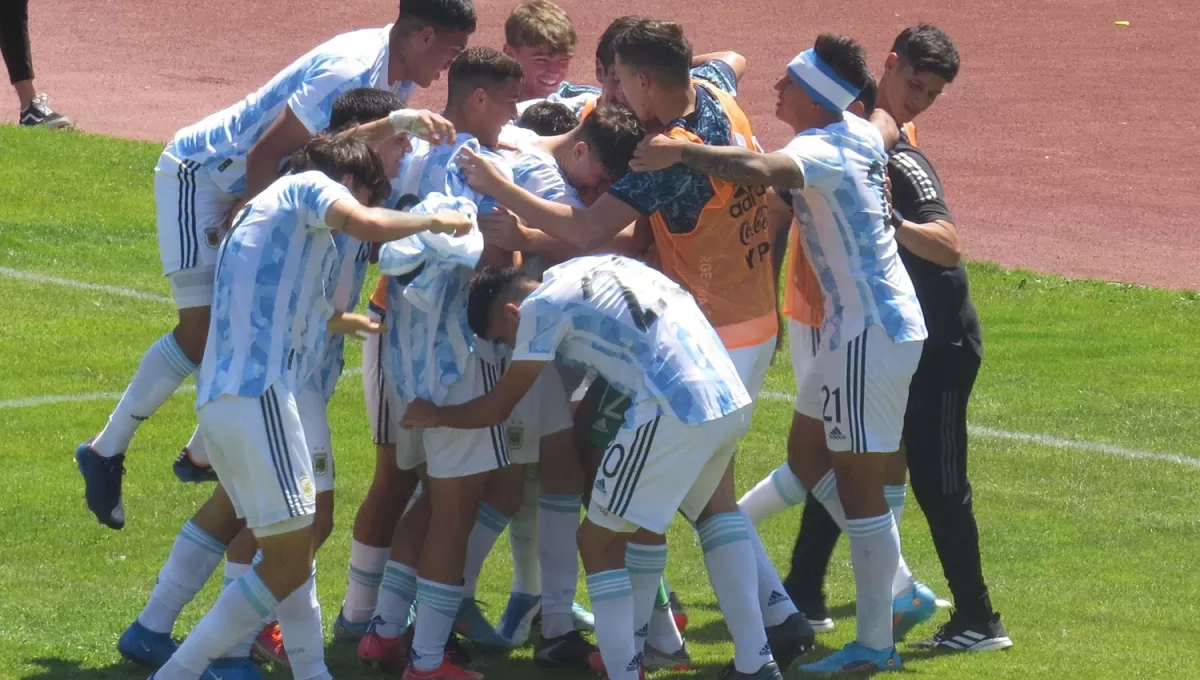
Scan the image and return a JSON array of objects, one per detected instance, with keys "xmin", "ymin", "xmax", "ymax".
[{"xmin": 22, "ymin": 658, "xmax": 148, "ymax": 680}]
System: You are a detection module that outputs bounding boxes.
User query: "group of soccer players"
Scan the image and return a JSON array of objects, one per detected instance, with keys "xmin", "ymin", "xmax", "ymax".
[{"xmin": 72, "ymin": 0, "xmax": 1013, "ymax": 678}]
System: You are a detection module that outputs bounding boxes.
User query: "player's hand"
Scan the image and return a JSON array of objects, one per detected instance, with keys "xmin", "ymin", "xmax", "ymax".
[
  {"xmin": 390, "ymin": 109, "xmax": 457, "ymax": 146},
  {"xmin": 220, "ymin": 199, "xmax": 249, "ymax": 238},
  {"xmin": 479, "ymin": 207, "xmax": 529, "ymax": 251},
  {"xmin": 328, "ymin": 312, "xmax": 386, "ymax": 339},
  {"xmin": 457, "ymin": 146, "xmax": 508, "ymax": 196},
  {"xmin": 400, "ymin": 398, "xmax": 441, "ymax": 429},
  {"xmin": 428, "ymin": 212, "xmax": 474, "ymax": 236},
  {"xmin": 630, "ymin": 134, "xmax": 686, "ymax": 172}
]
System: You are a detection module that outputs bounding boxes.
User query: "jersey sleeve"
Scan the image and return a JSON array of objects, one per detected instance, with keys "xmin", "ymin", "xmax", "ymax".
[
  {"xmin": 608, "ymin": 161, "xmax": 698, "ymax": 216},
  {"xmin": 287, "ymin": 58, "xmax": 370, "ymax": 135},
  {"xmin": 512, "ymin": 153, "xmax": 585, "ymax": 207},
  {"xmin": 779, "ymin": 132, "xmax": 845, "ymax": 193},
  {"xmin": 512, "ymin": 296, "xmax": 570, "ymax": 362},
  {"xmin": 690, "ymin": 60, "xmax": 738, "ymax": 96},
  {"xmin": 888, "ymin": 147, "xmax": 954, "ymax": 224},
  {"xmin": 297, "ymin": 172, "xmax": 356, "ymax": 231}
]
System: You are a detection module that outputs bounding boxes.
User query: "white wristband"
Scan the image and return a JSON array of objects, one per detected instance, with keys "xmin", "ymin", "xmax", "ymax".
[{"xmin": 388, "ymin": 109, "xmax": 425, "ymax": 135}]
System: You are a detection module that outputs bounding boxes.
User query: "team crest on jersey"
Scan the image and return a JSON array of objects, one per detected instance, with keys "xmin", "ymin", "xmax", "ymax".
[
  {"xmin": 204, "ymin": 226, "xmax": 221, "ymax": 248},
  {"xmin": 313, "ymin": 451, "xmax": 329, "ymax": 476},
  {"xmin": 507, "ymin": 425, "xmax": 525, "ymax": 451}
]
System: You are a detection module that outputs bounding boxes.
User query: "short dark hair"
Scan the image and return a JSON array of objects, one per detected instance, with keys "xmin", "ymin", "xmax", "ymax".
[
  {"xmin": 294, "ymin": 134, "xmax": 391, "ymax": 207},
  {"xmin": 855, "ymin": 78, "xmax": 878, "ymax": 115},
  {"xmin": 577, "ymin": 103, "xmax": 644, "ymax": 180},
  {"xmin": 467, "ymin": 264, "xmax": 531, "ymax": 339},
  {"xmin": 329, "ymin": 88, "xmax": 405, "ymax": 132},
  {"xmin": 397, "ymin": 0, "xmax": 477, "ymax": 34},
  {"xmin": 505, "ymin": 0, "xmax": 577, "ymax": 55},
  {"xmin": 891, "ymin": 24, "xmax": 960, "ymax": 82},
  {"xmin": 447, "ymin": 46, "xmax": 524, "ymax": 106},
  {"xmin": 517, "ymin": 101, "xmax": 579, "ymax": 135},
  {"xmin": 611, "ymin": 19, "xmax": 692, "ymax": 89},
  {"xmin": 595, "ymin": 15, "xmax": 644, "ymax": 70},
  {"xmin": 813, "ymin": 33, "xmax": 873, "ymax": 94}
]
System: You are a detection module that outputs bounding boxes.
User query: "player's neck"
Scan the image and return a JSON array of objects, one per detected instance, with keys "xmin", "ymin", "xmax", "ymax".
[
  {"xmin": 876, "ymin": 87, "xmax": 909, "ymax": 127},
  {"xmin": 442, "ymin": 106, "xmax": 486, "ymax": 146},
  {"xmin": 542, "ymin": 131, "xmax": 572, "ymax": 165},
  {"xmin": 387, "ymin": 26, "xmax": 408, "ymax": 85},
  {"xmin": 653, "ymin": 84, "xmax": 695, "ymax": 127}
]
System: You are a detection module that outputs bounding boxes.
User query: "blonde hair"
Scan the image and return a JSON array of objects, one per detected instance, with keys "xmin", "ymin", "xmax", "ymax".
[{"xmin": 504, "ymin": 0, "xmax": 577, "ymax": 56}]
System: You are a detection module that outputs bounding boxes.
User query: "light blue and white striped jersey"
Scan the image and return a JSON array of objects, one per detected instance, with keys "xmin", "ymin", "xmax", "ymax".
[
  {"xmin": 515, "ymin": 81, "xmax": 601, "ymax": 118},
  {"xmin": 498, "ymin": 125, "xmax": 585, "ymax": 207},
  {"xmin": 307, "ymin": 232, "xmax": 373, "ymax": 402},
  {"xmin": 198, "ymin": 171, "xmax": 355, "ymax": 407},
  {"xmin": 377, "ymin": 136, "xmax": 514, "ymax": 403},
  {"xmin": 512, "ymin": 255, "xmax": 751, "ymax": 425},
  {"xmin": 173, "ymin": 25, "xmax": 415, "ymax": 196},
  {"xmin": 781, "ymin": 113, "xmax": 927, "ymax": 350}
]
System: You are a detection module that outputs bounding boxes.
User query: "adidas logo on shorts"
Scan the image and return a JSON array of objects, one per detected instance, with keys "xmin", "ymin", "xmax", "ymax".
[
  {"xmin": 829, "ymin": 427, "xmax": 846, "ymax": 440},
  {"xmin": 767, "ymin": 590, "xmax": 789, "ymax": 606},
  {"xmin": 594, "ymin": 478, "xmax": 606, "ymax": 493}
]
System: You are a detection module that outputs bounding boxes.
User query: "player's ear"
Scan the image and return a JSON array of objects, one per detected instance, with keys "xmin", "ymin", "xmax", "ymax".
[
  {"xmin": 503, "ymin": 43, "xmax": 517, "ymax": 58},
  {"xmin": 884, "ymin": 52, "xmax": 899, "ymax": 74},
  {"xmin": 594, "ymin": 58, "xmax": 605, "ymax": 83},
  {"xmin": 418, "ymin": 25, "xmax": 437, "ymax": 48},
  {"xmin": 847, "ymin": 101, "xmax": 866, "ymax": 117},
  {"xmin": 572, "ymin": 140, "xmax": 589, "ymax": 162}
]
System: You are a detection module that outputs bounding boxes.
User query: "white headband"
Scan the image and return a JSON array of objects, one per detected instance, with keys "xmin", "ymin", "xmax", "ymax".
[{"xmin": 787, "ymin": 48, "xmax": 861, "ymax": 113}]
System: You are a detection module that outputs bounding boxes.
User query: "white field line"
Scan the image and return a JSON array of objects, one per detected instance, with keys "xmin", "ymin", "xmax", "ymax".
[{"xmin": 2, "ymin": 268, "xmax": 1196, "ymax": 468}]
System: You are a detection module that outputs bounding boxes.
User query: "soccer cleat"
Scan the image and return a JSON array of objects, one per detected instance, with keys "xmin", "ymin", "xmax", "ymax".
[
  {"xmin": 588, "ymin": 650, "xmax": 646, "ymax": 680},
  {"xmin": 911, "ymin": 610, "xmax": 1013, "ymax": 652},
  {"xmin": 201, "ymin": 657, "xmax": 264, "ymax": 680},
  {"xmin": 717, "ymin": 660, "xmax": 784, "ymax": 679},
  {"xmin": 495, "ymin": 592, "xmax": 540, "ymax": 646},
  {"xmin": 572, "ymin": 601, "xmax": 596, "ymax": 632},
  {"xmin": 173, "ymin": 448, "xmax": 218, "ymax": 484},
  {"xmin": 766, "ymin": 612, "xmax": 816, "ymax": 670},
  {"xmin": 533, "ymin": 630, "xmax": 597, "ymax": 670},
  {"xmin": 644, "ymin": 640, "xmax": 692, "ymax": 671},
  {"xmin": 76, "ymin": 442, "xmax": 125, "ymax": 529},
  {"xmin": 252, "ymin": 621, "xmax": 288, "ymax": 667},
  {"xmin": 445, "ymin": 632, "xmax": 474, "ymax": 668},
  {"xmin": 668, "ymin": 591, "xmax": 688, "ymax": 632},
  {"xmin": 358, "ymin": 616, "xmax": 412, "ymax": 671},
  {"xmin": 19, "ymin": 93, "xmax": 72, "ymax": 129},
  {"xmin": 798, "ymin": 641, "xmax": 901, "ymax": 673},
  {"xmin": 402, "ymin": 658, "xmax": 484, "ymax": 680},
  {"xmin": 454, "ymin": 599, "xmax": 509, "ymax": 647},
  {"xmin": 117, "ymin": 620, "xmax": 177, "ymax": 668},
  {"xmin": 892, "ymin": 582, "xmax": 938, "ymax": 641},
  {"xmin": 333, "ymin": 608, "xmax": 372, "ymax": 643}
]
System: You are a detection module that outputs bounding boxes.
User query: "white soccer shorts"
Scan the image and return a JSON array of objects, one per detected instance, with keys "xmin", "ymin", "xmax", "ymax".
[
  {"xmin": 587, "ymin": 399, "xmax": 751, "ymax": 535},
  {"xmin": 197, "ymin": 381, "xmax": 316, "ymax": 534},
  {"xmin": 797, "ymin": 325, "xmax": 923, "ymax": 454},
  {"xmin": 297, "ymin": 386, "xmax": 335, "ymax": 493},
  {"xmin": 789, "ymin": 319, "xmax": 823, "ymax": 415},
  {"xmin": 506, "ymin": 362, "xmax": 573, "ymax": 465},
  {"xmin": 363, "ymin": 307, "xmax": 397, "ymax": 447}
]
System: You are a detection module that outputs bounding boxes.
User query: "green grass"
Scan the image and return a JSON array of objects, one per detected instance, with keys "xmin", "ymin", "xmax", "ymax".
[{"xmin": 2, "ymin": 125, "xmax": 1199, "ymax": 679}]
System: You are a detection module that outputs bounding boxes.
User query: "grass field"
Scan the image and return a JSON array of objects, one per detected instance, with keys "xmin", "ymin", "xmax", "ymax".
[{"xmin": 1, "ymin": 126, "xmax": 1199, "ymax": 680}]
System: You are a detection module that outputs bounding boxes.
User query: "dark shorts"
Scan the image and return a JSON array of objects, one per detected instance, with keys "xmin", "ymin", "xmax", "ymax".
[{"xmin": 577, "ymin": 376, "xmax": 633, "ymax": 451}]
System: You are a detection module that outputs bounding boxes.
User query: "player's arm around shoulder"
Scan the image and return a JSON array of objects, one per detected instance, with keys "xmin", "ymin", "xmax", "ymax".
[
  {"xmin": 630, "ymin": 133, "xmax": 805, "ymax": 189},
  {"xmin": 325, "ymin": 199, "xmax": 472, "ymax": 243}
]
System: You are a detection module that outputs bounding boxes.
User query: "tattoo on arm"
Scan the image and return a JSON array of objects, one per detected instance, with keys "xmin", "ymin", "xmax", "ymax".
[{"xmin": 679, "ymin": 144, "xmax": 805, "ymax": 188}]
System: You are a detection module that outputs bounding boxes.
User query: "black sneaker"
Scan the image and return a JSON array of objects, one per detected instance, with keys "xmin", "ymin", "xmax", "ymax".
[
  {"xmin": 20, "ymin": 93, "xmax": 72, "ymax": 129},
  {"xmin": 75, "ymin": 442, "xmax": 125, "ymax": 529},
  {"xmin": 173, "ymin": 449, "xmax": 218, "ymax": 484},
  {"xmin": 533, "ymin": 630, "xmax": 597, "ymax": 670},
  {"xmin": 717, "ymin": 660, "xmax": 783, "ymax": 680},
  {"xmin": 766, "ymin": 612, "xmax": 816, "ymax": 670},
  {"xmin": 911, "ymin": 610, "xmax": 1013, "ymax": 652},
  {"xmin": 794, "ymin": 597, "xmax": 834, "ymax": 633},
  {"xmin": 445, "ymin": 631, "xmax": 474, "ymax": 667}
]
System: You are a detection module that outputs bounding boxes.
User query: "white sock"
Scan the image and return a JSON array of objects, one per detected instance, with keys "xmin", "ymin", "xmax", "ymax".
[
  {"xmin": 412, "ymin": 578, "xmax": 463, "ymax": 672},
  {"xmin": 344, "ymin": 541, "xmax": 390, "ymax": 623},
  {"xmin": 846, "ymin": 514, "xmax": 901, "ymax": 651},
  {"xmin": 156, "ymin": 569, "xmax": 277, "ymax": 677},
  {"xmin": 223, "ymin": 561, "xmax": 257, "ymax": 659},
  {"xmin": 625, "ymin": 543, "xmax": 667, "ymax": 657},
  {"xmin": 698, "ymin": 512, "xmax": 772, "ymax": 673},
  {"xmin": 138, "ymin": 520, "xmax": 226, "ymax": 634},
  {"xmin": 647, "ymin": 604, "xmax": 684, "ymax": 654},
  {"xmin": 538, "ymin": 493, "xmax": 581, "ymax": 638},
  {"xmin": 375, "ymin": 561, "xmax": 418, "ymax": 638},
  {"xmin": 462, "ymin": 503, "xmax": 512, "ymax": 599},
  {"xmin": 183, "ymin": 427, "xmax": 210, "ymax": 466},
  {"xmin": 93, "ymin": 333, "xmax": 196, "ymax": 457},
  {"xmin": 811, "ymin": 471, "xmax": 849, "ymax": 530},
  {"xmin": 509, "ymin": 473, "xmax": 542, "ymax": 597},
  {"xmin": 277, "ymin": 571, "xmax": 330, "ymax": 680},
  {"xmin": 739, "ymin": 509, "xmax": 799, "ymax": 628},
  {"xmin": 738, "ymin": 462, "xmax": 808, "ymax": 526},
  {"xmin": 586, "ymin": 569, "xmax": 640, "ymax": 680},
  {"xmin": 885, "ymin": 484, "xmax": 915, "ymax": 597}
]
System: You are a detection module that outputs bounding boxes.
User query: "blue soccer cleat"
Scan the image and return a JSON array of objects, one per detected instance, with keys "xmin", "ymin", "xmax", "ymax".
[
  {"xmin": 202, "ymin": 657, "xmax": 264, "ymax": 680},
  {"xmin": 496, "ymin": 592, "xmax": 540, "ymax": 646},
  {"xmin": 173, "ymin": 448, "xmax": 217, "ymax": 484},
  {"xmin": 798, "ymin": 641, "xmax": 902, "ymax": 673},
  {"xmin": 118, "ymin": 620, "xmax": 177, "ymax": 668},
  {"xmin": 76, "ymin": 441, "xmax": 126, "ymax": 529},
  {"xmin": 892, "ymin": 582, "xmax": 938, "ymax": 641},
  {"xmin": 454, "ymin": 598, "xmax": 509, "ymax": 648}
]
